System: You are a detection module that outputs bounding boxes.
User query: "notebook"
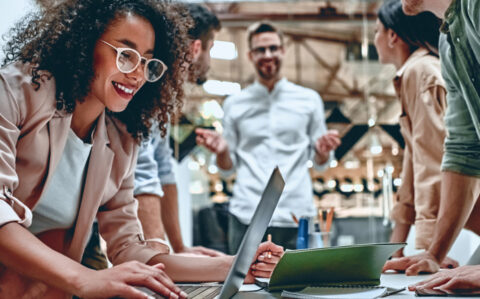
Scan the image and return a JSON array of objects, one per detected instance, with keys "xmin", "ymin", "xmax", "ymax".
[
  {"xmin": 415, "ymin": 288, "xmax": 480, "ymax": 297},
  {"xmin": 142, "ymin": 167, "xmax": 285, "ymax": 299},
  {"xmin": 281, "ymin": 286, "xmax": 405, "ymax": 298},
  {"xmin": 255, "ymin": 243, "xmax": 406, "ymax": 292}
]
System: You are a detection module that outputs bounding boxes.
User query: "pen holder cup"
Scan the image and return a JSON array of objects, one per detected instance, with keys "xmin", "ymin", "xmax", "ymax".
[{"xmin": 308, "ymin": 231, "xmax": 332, "ymax": 248}]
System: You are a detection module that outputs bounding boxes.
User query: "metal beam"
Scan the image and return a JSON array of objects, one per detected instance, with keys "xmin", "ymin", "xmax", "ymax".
[{"xmin": 216, "ymin": 12, "xmax": 377, "ymax": 23}]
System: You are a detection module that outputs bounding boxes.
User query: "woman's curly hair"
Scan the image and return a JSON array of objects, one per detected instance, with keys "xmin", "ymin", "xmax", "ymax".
[{"xmin": 2, "ymin": 0, "xmax": 191, "ymax": 142}]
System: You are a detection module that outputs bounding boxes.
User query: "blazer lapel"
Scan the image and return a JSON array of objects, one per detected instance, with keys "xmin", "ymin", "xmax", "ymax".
[
  {"xmin": 66, "ymin": 111, "xmax": 114, "ymax": 261},
  {"xmin": 28, "ymin": 111, "xmax": 72, "ymax": 208}
]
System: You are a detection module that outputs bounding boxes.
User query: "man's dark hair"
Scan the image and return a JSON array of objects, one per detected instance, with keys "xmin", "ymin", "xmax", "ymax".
[
  {"xmin": 185, "ymin": 3, "xmax": 221, "ymax": 49},
  {"xmin": 378, "ymin": 0, "xmax": 442, "ymax": 55},
  {"xmin": 247, "ymin": 21, "xmax": 284, "ymax": 49}
]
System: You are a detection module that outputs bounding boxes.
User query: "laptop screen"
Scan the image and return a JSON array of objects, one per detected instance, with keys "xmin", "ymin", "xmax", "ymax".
[{"xmin": 218, "ymin": 167, "xmax": 285, "ymax": 299}]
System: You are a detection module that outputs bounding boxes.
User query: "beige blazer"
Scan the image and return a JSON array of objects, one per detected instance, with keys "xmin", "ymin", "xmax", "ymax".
[
  {"xmin": 0, "ymin": 63, "xmax": 168, "ymax": 298},
  {"xmin": 391, "ymin": 49, "xmax": 447, "ymax": 249}
]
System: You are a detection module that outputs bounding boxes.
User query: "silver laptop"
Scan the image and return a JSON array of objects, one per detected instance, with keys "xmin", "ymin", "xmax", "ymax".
[
  {"xmin": 217, "ymin": 166, "xmax": 284, "ymax": 299},
  {"xmin": 143, "ymin": 167, "xmax": 285, "ymax": 299}
]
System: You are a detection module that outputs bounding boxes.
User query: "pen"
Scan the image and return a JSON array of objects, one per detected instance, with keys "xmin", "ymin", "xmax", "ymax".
[
  {"xmin": 326, "ymin": 207, "xmax": 334, "ymax": 233},
  {"xmin": 290, "ymin": 212, "xmax": 299, "ymax": 225},
  {"xmin": 267, "ymin": 234, "xmax": 272, "ymax": 259}
]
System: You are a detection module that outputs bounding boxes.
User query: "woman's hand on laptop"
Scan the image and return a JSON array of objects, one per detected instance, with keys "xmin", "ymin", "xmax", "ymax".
[
  {"xmin": 245, "ymin": 241, "xmax": 284, "ymax": 283},
  {"xmin": 75, "ymin": 261, "xmax": 186, "ymax": 299}
]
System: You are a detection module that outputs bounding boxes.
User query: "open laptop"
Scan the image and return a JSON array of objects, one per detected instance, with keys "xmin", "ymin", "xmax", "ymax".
[{"xmin": 142, "ymin": 166, "xmax": 285, "ymax": 299}]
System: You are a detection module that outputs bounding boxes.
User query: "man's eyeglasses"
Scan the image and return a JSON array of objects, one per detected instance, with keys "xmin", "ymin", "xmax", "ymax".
[
  {"xmin": 100, "ymin": 40, "xmax": 167, "ymax": 83},
  {"xmin": 251, "ymin": 45, "xmax": 282, "ymax": 56}
]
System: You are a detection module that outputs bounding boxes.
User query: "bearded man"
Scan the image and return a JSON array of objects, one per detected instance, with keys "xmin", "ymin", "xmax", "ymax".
[{"xmin": 196, "ymin": 22, "xmax": 340, "ymax": 253}]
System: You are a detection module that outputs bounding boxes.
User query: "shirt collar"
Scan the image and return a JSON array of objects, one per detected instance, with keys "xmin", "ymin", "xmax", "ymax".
[
  {"xmin": 440, "ymin": 0, "xmax": 459, "ymax": 33},
  {"xmin": 393, "ymin": 48, "xmax": 430, "ymax": 95},
  {"xmin": 395, "ymin": 48, "xmax": 430, "ymax": 79},
  {"xmin": 253, "ymin": 77, "xmax": 288, "ymax": 95}
]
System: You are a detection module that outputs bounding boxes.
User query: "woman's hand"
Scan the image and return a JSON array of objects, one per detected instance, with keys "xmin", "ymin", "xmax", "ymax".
[
  {"xmin": 244, "ymin": 241, "xmax": 284, "ymax": 284},
  {"xmin": 75, "ymin": 261, "xmax": 187, "ymax": 299},
  {"xmin": 409, "ymin": 265, "xmax": 480, "ymax": 293}
]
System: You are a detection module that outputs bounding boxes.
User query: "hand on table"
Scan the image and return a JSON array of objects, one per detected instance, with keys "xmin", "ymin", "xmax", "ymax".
[
  {"xmin": 244, "ymin": 241, "xmax": 284, "ymax": 284},
  {"xmin": 409, "ymin": 265, "xmax": 480, "ymax": 293},
  {"xmin": 76, "ymin": 261, "xmax": 186, "ymax": 299},
  {"xmin": 440, "ymin": 256, "xmax": 459, "ymax": 269},
  {"xmin": 382, "ymin": 251, "xmax": 440, "ymax": 276}
]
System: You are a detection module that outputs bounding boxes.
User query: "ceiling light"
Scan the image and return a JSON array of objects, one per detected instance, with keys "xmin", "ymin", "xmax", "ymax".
[
  {"xmin": 210, "ymin": 40, "xmax": 238, "ymax": 60},
  {"xmin": 330, "ymin": 160, "xmax": 338, "ymax": 168},
  {"xmin": 203, "ymin": 80, "xmax": 241, "ymax": 96},
  {"xmin": 201, "ymin": 100, "xmax": 224, "ymax": 119}
]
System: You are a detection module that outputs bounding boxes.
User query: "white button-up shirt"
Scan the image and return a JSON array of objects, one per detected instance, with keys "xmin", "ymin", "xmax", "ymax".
[{"xmin": 220, "ymin": 78, "xmax": 332, "ymax": 227}]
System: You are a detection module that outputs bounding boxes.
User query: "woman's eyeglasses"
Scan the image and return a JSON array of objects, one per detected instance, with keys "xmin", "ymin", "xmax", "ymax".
[{"xmin": 101, "ymin": 40, "xmax": 167, "ymax": 83}]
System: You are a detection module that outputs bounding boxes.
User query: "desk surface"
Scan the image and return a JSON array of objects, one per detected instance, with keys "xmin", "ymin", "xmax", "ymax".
[{"xmin": 233, "ymin": 273, "xmax": 479, "ymax": 298}]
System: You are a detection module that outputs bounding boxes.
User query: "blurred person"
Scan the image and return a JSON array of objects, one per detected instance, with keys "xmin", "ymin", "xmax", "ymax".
[
  {"xmin": 134, "ymin": 3, "xmax": 224, "ymax": 258},
  {"xmin": 0, "ymin": 1, "xmax": 282, "ymax": 298},
  {"xmin": 383, "ymin": 0, "xmax": 480, "ymax": 286},
  {"xmin": 373, "ymin": 0, "xmax": 458, "ymax": 269},
  {"xmin": 196, "ymin": 21, "xmax": 341, "ymax": 254}
]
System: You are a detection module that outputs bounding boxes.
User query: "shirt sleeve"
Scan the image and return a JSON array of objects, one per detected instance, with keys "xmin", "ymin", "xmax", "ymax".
[
  {"xmin": 218, "ymin": 97, "xmax": 238, "ymax": 178},
  {"xmin": 408, "ymin": 81, "xmax": 446, "ymax": 249},
  {"xmin": 309, "ymin": 91, "xmax": 333, "ymax": 171},
  {"xmin": 0, "ymin": 69, "xmax": 34, "ymax": 228},
  {"xmin": 133, "ymin": 135, "xmax": 163, "ymax": 197},
  {"xmin": 153, "ymin": 126, "xmax": 176, "ymax": 186},
  {"xmin": 391, "ymin": 140, "xmax": 416, "ymax": 226},
  {"xmin": 97, "ymin": 147, "xmax": 169, "ymax": 265}
]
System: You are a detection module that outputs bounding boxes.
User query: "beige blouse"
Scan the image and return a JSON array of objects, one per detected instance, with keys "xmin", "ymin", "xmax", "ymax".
[{"xmin": 391, "ymin": 48, "xmax": 447, "ymax": 249}]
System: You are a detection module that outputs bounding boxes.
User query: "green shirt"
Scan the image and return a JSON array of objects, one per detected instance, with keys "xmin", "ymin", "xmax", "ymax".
[{"xmin": 439, "ymin": 0, "xmax": 480, "ymax": 176}]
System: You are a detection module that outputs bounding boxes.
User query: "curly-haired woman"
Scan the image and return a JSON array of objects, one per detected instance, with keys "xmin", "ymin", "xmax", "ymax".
[{"xmin": 0, "ymin": 0, "xmax": 282, "ymax": 298}]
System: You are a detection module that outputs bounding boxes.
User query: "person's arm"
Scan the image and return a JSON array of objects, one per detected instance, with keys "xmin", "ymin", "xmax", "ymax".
[
  {"xmin": 0, "ymin": 222, "xmax": 183, "ymax": 298},
  {"xmin": 147, "ymin": 241, "xmax": 284, "ymax": 282},
  {"xmin": 427, "ymin": 171, "xmax": 479, "ymax": 265},
  {"xmin": 308, "ymin": 92, "xmax": 340, "ymax": 169},
  {"xmin": 135, "ymin": 133, "xmax": 171, "ymax": 242},
  {"xmin": 408, "ymin": 76, "xmax": 447, "ymax": 250},
  {"xmin": 407, "ymin": 77, "xmax": 458, "ymax": 269},
  {"xmin": 196, "ymin": 98, "xmax": 237, "ymax": 174},
  {"xmin": 389, "ymin": 137, "xmax": 415, "ymax": 257},
  {"xmin": 383, "ymin": 171, "xmax": 478, "ymax": 275},
  {"xmin": 137, "ymin": 193, "xmax": 165, "ymax": 240},
  {"xmin": 151, "ymin": 135, "xmax": 184, "ymax": 252},
  {"xmin": 389, "ymin": 223, "xmax": 411, "ymax": 258},
  {"xmin": 314, "ymin": 131, "xmax": 340, "ymax": 165},
  {"xmin": 134, "ymin": 134, "xmax": 167, "ymax": 239},
  {"xmin": 195, "ymin": 128, "xmax": 233, "ymax": 171},
  {"xmin": 159, "ymin": 184, "xmax": 182, "ymax": 252},
  {"xmin": 409, "ymin": 265, "xmax": 480, "ymax": 293}
]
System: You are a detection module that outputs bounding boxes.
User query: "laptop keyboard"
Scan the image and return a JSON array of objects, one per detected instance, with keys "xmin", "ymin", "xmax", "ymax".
[
  {"xmin": 138, "ymin": 284, "xmax": 222, "ymax": 299},
  {"xmin": 179, "ymin": 284, "xmax": 222, "ymax": 299}
]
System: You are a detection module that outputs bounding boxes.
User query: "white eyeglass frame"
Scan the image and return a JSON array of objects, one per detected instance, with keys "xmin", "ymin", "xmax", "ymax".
[{"xmin": 100, "ymin": 40, "xmax": 167, "ymax": 82}]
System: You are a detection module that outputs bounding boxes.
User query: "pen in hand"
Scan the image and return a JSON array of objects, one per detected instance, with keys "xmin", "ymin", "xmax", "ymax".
[{"xmin": 267, "ymin": 234, "xmax": 272, "ymax": 259}]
